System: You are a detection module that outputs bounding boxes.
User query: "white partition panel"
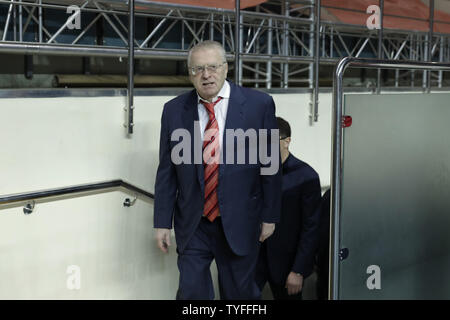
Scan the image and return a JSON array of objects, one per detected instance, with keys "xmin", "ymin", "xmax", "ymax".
[{"xmin": 339, "ymin": 92, "xmax": 450, "ymax": 299}]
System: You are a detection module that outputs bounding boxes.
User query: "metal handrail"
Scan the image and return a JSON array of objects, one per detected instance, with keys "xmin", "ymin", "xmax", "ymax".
[
  {"xmin": 330, "ymin": 57, "xmax": 450, "ymax": 300},
  {"xmin": 0, "ymin": 179, "xmax": 154, "ymax": 212}
]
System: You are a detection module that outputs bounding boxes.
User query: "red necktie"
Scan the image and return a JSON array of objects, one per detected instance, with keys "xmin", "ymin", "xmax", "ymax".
[{"xmin": 201, "ymin": 97, "xmax": 222, "ymax": 222}]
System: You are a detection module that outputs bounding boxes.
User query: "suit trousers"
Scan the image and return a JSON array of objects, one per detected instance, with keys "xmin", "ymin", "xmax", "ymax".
[
  {"xmin": 256, "ymin": 243, "xmax": 303, "ymax": 300},
  {"xmin": 176, "ymin": 217, "xmax": 261, "ymax": 300},
  {"xmin": 267, "ymin": 281, "xmax": 303, "ymax": 300}
]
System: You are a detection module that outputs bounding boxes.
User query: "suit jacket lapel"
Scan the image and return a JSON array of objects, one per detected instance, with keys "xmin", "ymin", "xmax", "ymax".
[
  {"xmin": 221, "ymin": 82, "xmax": 246, "ymax": 177},
  {"xmin": 182, "ymin": 90, "xmax": 204, "ymax": 192}
]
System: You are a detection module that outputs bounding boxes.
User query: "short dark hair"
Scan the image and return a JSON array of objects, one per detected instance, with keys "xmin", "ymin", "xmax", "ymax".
[{"xmin": 276, "ymin": 117, "xmax": 291, "ymax": 139}]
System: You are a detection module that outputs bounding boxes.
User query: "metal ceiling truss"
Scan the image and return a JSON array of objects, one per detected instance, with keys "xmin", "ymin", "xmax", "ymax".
[{"xmin": 1, "ymin": 0, "xmax": 450, "ymax": 125}]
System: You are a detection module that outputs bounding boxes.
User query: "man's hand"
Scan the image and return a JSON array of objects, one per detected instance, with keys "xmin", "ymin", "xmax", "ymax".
[
  {"xmin": 285, "ymin": 272, "xmax": 303, "ymax": 295},
  {"xmin": 155, "ymin": 228, "xmax": 171, "ymax": 253},
  {"xmin": 259, "ymin": 222, "xmax": 275, "ymax": 242}
]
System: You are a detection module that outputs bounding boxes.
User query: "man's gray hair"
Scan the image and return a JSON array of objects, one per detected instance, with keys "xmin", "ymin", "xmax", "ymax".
[{"xmin": 187, "ymin": 41, "xmax": 227, "ymax": 67}]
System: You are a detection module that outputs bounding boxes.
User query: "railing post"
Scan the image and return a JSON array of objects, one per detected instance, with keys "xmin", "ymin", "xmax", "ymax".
[{"xmin": 126, "ymin": 0, "xmax": 135, "ymax": 135}]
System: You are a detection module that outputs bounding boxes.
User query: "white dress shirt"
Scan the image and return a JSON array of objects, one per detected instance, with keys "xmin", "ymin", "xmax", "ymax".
[{"xmin": 197, "ymin": 80, "xmax": 230, "ymax": 152}]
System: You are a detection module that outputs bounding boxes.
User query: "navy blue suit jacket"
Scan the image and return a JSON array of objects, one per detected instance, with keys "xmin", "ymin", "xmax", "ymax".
[
  {"xmin": 154, "ymin": 81, "xmax": 282, "ymax": 256},
  {"xmin": 261, "ymin": 154, "xmax": 321, "ymax": 283}
]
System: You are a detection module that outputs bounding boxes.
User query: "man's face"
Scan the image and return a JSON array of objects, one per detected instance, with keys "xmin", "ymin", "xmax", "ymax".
[
  {"xmin": 280, "ymin": 137, "xmax": 291, "ymax": 154},
  {"xmin": 189, "ymin": 47, "xmax": 228, "ymax": 101}
]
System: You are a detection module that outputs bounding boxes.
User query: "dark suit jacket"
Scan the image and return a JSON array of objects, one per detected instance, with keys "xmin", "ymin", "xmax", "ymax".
[
  {"xmin": 154, "ymin": 81, "xmax": 282, "ymax": 256},
  {"xmin": 317, "ymin": 189, "xmax": 330, "ymax": 271},
  {"xmin": 262, "ymin": 154, "xmax": 321, "ymax": 284}
]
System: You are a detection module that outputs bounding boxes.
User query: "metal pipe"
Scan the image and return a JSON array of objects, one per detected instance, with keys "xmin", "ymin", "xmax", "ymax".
[
  {"xmin": 2, "ymin": 0, "xmax": 14, "ymax": 41},
  {"xmin": 22, "ymin": 5, "xmax": 34, "ymax": 35},
  {"xmin": 308, "ymin": 7, "xmax": 314, "ymax": 91},
  {"xmin": 289, "ymin": 65, "xmax": 310, "ymax": 76},
  {"xmin": 126, "ymin": 0, "xmax": 135, "ymax": 135},
  {"xmin": 227, "ymin": 14, "xmax": 234, "ymax": 51},
  {"xmin": 355, "ymin": 37, "xmax": 370, "ymax": 58},
  {"xmin": 377, "ymin": 0, "xmax": 384, "ymax": 94},
  {"xmin": 241, "ymin": 53, "xmax": 320, "ymax": 63},
  {"xmin": 319, "ymin": 19, "xmax": 449, "ymax": 37},
  {"xmin": 283, "ymin": 1, "xmax": 289, "ymax": 89},
  {"xmin": 0, "ymin": 0, "xmax": 235, "ymax": 25},
  {"xmin": 330, "ymin": 26, "xmax": 334, "ymax": 58},
  {"xmin": 234, "ymin": 0, "xmax": 241, "ymax": 84},
  {"xmin": 72, "ymin": 13, "xmax": 103, "ymax": 45},
  {"xmin": 38, "ymin": 0, "xmax": 42, "ymax": 42},
  {"xmin": 331, "ymin": 57, "xmax": 450, "ymax": 300},
  {"xmin": 95, "ymin": 2, "xmax": 128, "ymax": 45},
  {"xmin": 210, "ymin": 13, "xmax": 214, "ymax": 40},
  {"xmin": 290, "ymin": 29, "xmax": 311, "ymax": 55},
  {"xmin": 423, "ymin": 34, "xmax": 428, "ymax": 90},
  {"xmin": 313, "ymin": 0, "xmax": 321, "ymax": 121},
  {"xmin": 410, "ymin": 35, "xmax": 415, "ymax": 87},
  {"xmin": 13, "ymin": 0, "xmax": 16, "ymax": 41},
  {"xmin": 106, "ymin": 0, "xmax": 313, "ymax": 25},
  {"xmin": 0, "ymin": 41, "xmax": 178, "ymax": 58},
  {"xmin": 393, "ymin": 35, "xmax": 409, "ymax": 60},
  {"xmin": 266, "ymin": 18, "xmax": 273, "ymax": 89},
  {"xmin": 140, "ymin": 10, "xmax": 174, "ymax": 48},
  {"xmin": 416, "ymin": 34, "xmax": 421, "ymax": 86},
  {"xmin": 19, "ymin": 2, "xmax": 22, "ymax": 42},
  {"xmin": 151, "ymin": 19, "xmax": 178, "ymax": 48},
  {"xmin": 439, "ymin": 36, "xmax": 444, "ymax": 88},
  {"xmin": 255, "ymin": 66, "xmax": 260, "ymax": 88},
  {"xmin": 242, "ymin": 78, "xmax": 270, "ymax": 83},
  {"xmin": 427, "ymin": 0, "xmax": 434, "ymax": 93},
  {"xmin": 235, "ymin": 0, "xmax": 241, "ymax": 85},
  {"xmin": 182, "ymin": 16, "xmax": 185, "ymax": 49},
  {"xmin": 242, "ymin": 62, "xmax": 267, "ymax": 77},
  {"xmin": 447, "ymin": 39, "xmax": 450, "ymax": 61},
  {"xmin": 22, "ymin": 5, "xmax": 53, "ymax": 42},
  {"xmin": 0, "ymin": 179, "xmax": 154, "ymax": 211},
  {"xmin": 239, "ymin": 14, "xmax": 243, "ymax": 86},
  {"xmin": 244, "ymin": 19, "xmax": 265, "ymax": 54},
  {"xmin": 107, "ymin": 0, "xmax": 232, "ymax": 15},
  {"xmin": 221, "ymin": 14, "xmax": 225, "ymax": 48},
  {"xmin": 330, "ymin": 58, "xmax": 345, "ymax": 300},
  {"xmin": 254, "ymin": 6, "xmax": 260, "ymax": 89},
  {"xmin": 0, "ymin": 41, "xmax": 330, "ymax": 64},
  {"xmin": 322, "ymin": 25, "xmax": 325, "ymax": 57}
]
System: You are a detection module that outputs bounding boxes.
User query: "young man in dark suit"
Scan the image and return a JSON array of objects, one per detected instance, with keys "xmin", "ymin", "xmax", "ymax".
[
  {"xmin": 153, "ymin": 41, "xmax": 282, "ymax": 299},
  {"xmin": 256, "ymin": 117, "xmax": 322, "ymax": 300}
]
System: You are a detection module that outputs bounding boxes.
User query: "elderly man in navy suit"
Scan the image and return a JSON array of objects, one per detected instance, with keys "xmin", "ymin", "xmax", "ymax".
[{"xmin": 154, "ymin": 40, "xmax": 282, "ymax": 300}]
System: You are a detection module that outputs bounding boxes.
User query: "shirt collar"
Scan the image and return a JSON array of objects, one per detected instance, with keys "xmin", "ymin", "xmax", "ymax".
[{"xmin": 197, "ymin": 80, "xmax": 230, "ymax": 104}]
